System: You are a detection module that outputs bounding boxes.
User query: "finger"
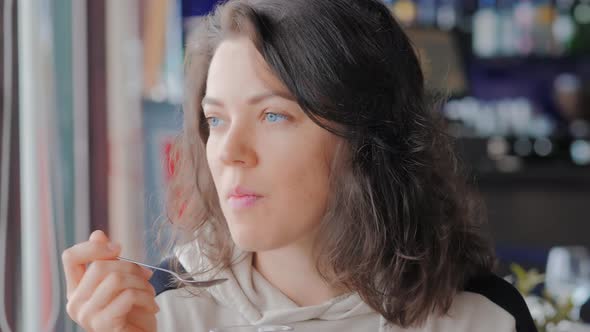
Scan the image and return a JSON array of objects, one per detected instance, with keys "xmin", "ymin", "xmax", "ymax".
[
  {"xmin": 89, "ymin": 289, "xmax": 159, "ymax": 331},
  {"xmin": 87, "ymin": 259, "xmax": 153, "ymax": 280},
  {"xmin": 62, "ymin": 229, "xmax": 110, "ymax": 293},
  {"xmin": 68, "ymin": 272, "xmax": 156, "ymax": 326},
  {"xmin": 89, "ymin": 230, "xmax": 110, "ymax": 243},
  {"xmin": 61, "ymin": 240, "xmax": 121, "ymax": 299},
  {"xmin": 76, "ymin": 272, "xmax": 156, "ymax": 324},
  {"xmin": 127, "ymin": 306, "xmax": 158, "ymax": 332},
  {"xmin": 128, "ymin": 307, "xmax": 158, "ymax": 331},
  {"xmin": 71, "ymin": 260, "xmax": 154, "ymax": 307},
  {"xmin": 92, "ymin": 319, "xmax": 144, "ymax": 332}
]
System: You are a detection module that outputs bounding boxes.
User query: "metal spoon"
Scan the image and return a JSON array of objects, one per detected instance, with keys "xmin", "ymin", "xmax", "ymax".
[{"xmin": 117, "ymin": 256, "xmax": 227, "ymax": 287}]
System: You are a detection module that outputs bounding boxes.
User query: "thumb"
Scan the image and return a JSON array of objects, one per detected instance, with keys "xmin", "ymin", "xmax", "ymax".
[{"xmin": 89, "ymin": 230, "xmax": 110, "ymax": 243}]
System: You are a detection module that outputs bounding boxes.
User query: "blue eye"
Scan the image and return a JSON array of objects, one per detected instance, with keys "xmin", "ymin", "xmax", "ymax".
[
  {"xmin": 265, "ymin": 112, "xmax": 287, "ymax": 123},
  {"xmin": 206, "ymin": 117, "xmax": 224, "ymax": 128}
]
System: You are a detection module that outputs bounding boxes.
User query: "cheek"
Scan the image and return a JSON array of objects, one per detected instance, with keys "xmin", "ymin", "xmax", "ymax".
[
  {"xmin": 205, "ymin": 140, "xmax": 219, "ymax": 179},
  {"xmin": 205, "ymin": 140, "xmax": 227, "ymax": 210},
  {"xmin": 229, "ymin": 162, "xmax": 331, "ymax": 252},
  {"xmin": 281, "ymin": 156, "xmax": 331, "ymax": 212},
  {"xmin": 245, "ymin": 145, "xmax": 332, "ymax": 248},
  {"xmin": 280, "ymin": 135, "xmax": 339, "ymax": 212},
  {"xmin": 218, "ymin": 127, "xmax": 339, "ymax": 252}
]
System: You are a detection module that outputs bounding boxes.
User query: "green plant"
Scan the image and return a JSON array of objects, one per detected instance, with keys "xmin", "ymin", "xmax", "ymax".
[
  {"xmin": 510, "ymin": 263, "xmax": 576, "ymax": 332},
  {"xmin": 511, "ymin": 263, "xmax": 545, "ymax": 296}
]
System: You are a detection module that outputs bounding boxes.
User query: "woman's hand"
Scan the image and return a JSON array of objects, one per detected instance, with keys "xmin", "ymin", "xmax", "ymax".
[{"xmin": 61, "ymin": 230, "xmax": 159, "ymax": 332}]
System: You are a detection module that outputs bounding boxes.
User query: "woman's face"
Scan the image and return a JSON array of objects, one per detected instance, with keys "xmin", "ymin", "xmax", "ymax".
[{"xmin": 203, "ymin": 37, "xmax": 339, "ymax": 252}]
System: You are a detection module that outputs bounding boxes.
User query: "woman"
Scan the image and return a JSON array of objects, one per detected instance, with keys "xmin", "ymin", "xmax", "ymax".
[{"xmin": 61, "ymin": 0, "xmax": 537, "ymax": 331}]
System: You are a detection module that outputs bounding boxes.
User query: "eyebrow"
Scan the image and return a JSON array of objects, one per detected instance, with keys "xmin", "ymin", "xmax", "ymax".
[{"xmin": 201, "ymin": 91, "xmax": 295, "ymax": 108}]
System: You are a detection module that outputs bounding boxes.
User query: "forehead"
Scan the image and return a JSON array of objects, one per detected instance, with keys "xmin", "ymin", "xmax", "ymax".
[{"xmin": 206, "ymin": 37, "xmax": 289, "ymax": 98}]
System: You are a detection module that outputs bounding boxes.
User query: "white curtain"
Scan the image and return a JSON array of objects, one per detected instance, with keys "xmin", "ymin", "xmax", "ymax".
[{"xmin": 17, "ymin": 0, "xmax": 90, "ymax": 331}]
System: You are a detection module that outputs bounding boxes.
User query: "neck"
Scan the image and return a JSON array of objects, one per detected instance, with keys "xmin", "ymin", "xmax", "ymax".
[{"xmin": 253, "ymin": 240, "xmax": 348, "ymax": 307}]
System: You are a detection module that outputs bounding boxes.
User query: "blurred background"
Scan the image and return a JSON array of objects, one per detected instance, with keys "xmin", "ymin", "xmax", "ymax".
[{"xmin": 1, "ymin": 0, "xmax": 589, "ymax": 331}]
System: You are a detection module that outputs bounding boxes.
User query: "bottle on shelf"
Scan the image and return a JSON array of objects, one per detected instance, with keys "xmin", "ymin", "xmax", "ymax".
[
  {"xmin": 513, "ymin": 0, "xmax": 536, "ymax": 56},
  {"xmin": 389, "ymin": 0, "xmax": 418, "ymax": 26},
  {"xmin": 437, "ymin": 0, "xmax": 460, "ymax": 30},
  {"xmin": 473, "ymin": 0, "xmax": 500, "ymax": 57},
  {"xmin": 417, "ymin": 0, "xmax": 437, "ymax": 27},
  {"xmin": 497, "ymin": 0, "xmax": 517, "ymax": 56},
  {"xmin": 569, "ymin": 0, "xmax": 590, "ymax": 55},
  {"xmin": 552, "ymin": 0, "xmax": 576, "ymax": 55},
  {"xmin": 531, "ymin": 0, "xmax": 556, "ymax": 55}
]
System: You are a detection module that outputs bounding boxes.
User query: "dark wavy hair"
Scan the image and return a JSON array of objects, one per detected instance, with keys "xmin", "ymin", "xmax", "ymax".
[{"xmin": 162, "ymin": 0, "xmax": 495, "ymax": 328}]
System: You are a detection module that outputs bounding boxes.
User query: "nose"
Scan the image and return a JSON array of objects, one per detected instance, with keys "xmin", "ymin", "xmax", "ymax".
[{"xmin": 219, "ymin": 123, "xmax": 258, "ymax": 168}]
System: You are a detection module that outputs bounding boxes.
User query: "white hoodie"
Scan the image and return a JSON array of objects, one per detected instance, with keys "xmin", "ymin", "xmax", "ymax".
[{"xmin": 154, "ymin": 249, "xmax": 534, "ymax": 332}]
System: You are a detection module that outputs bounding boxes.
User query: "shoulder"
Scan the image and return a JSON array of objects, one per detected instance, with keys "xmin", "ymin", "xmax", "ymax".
[
  {"xmin": 416, "ymin": 273, "xmax": 537, "ymax": 332},
  {"xmin": 461, "ymin": 273, "xmax": 538, "ymax": 332}
]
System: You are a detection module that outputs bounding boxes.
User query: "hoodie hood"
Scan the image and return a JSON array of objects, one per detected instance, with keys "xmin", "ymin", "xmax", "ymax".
[
  {"xmin": 175, "ymin": 246, "xmax": 376, "ymax": 326},
  {"xmin": 159, "ymin": 246, "xmax": 517, "ymax": 332}
]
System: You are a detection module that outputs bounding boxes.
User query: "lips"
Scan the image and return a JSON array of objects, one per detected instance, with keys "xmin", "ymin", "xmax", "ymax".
[
  {"xmin": 227, "ymin": 186, "xmax": 263, "ymax": 209},
  {"xmin": 227, "ymin": 186, "xmax": 261, "ymax": 199}
]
